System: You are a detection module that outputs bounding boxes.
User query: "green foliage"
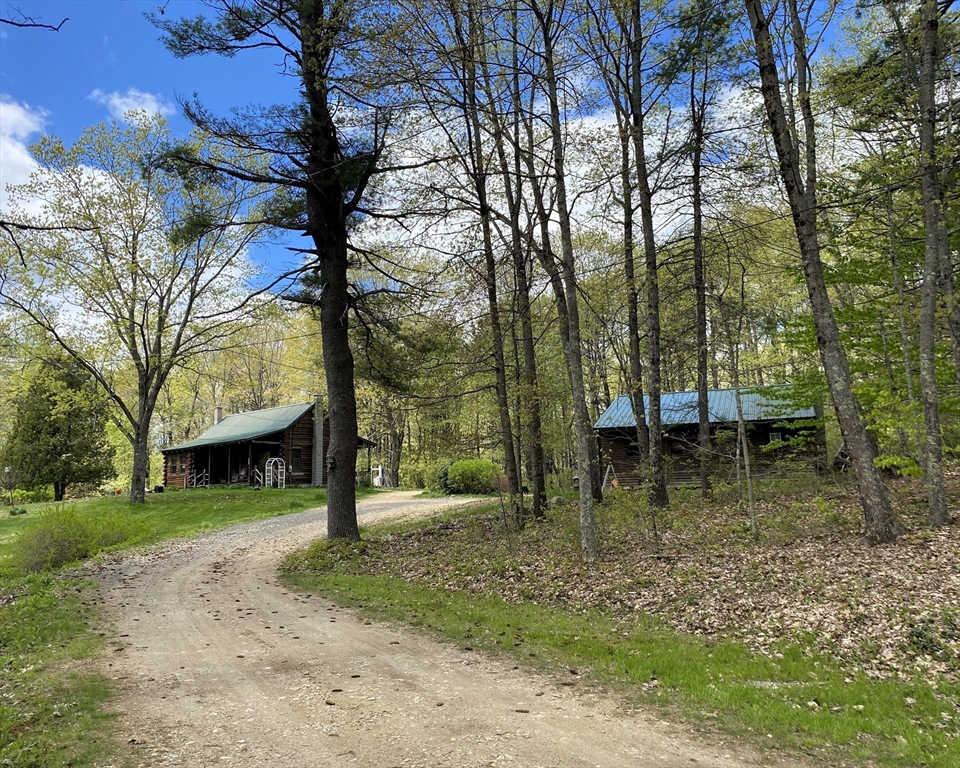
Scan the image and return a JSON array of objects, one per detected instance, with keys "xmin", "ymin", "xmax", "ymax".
[
  {"xmin": 12, "ymin": 505, "xmax": 151, "ymax": 574},
  {"xmin": 12, "ymin": 487, "xmax": 54, "ymax": 505},
  {"xmin": 445, "ymin": 459, "xmax": 498, "ymax": 495},
  {"xmin": 1, "ymin": 357, "xmax": 115, "ymax": 502}
]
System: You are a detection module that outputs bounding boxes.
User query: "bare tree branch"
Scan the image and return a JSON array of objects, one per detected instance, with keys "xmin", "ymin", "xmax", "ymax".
[{"xmin": 0, "ymin": 7, "xmax": 68, "ymax": 31}]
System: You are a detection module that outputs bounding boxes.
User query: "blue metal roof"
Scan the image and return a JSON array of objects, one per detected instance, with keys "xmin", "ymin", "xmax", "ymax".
[
  {"xmin": 162, "ymin": 402, "xmax": 314, "ymax": 452},
  {"xmin": 593, "ymin": 388, "xmax": 816, "ymax": 430}
]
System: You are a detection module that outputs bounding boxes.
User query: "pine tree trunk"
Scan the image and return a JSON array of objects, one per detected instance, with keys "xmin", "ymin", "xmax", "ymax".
[
  {"xmin": 316, "ymin": 225, "xmax": 360, "ymax": 540},
  {"xmin": 691, "ymin": 64, "xmax": 711, "ymax": 497},
  {"xmin": 301, "ymin": 2, "xmax": 359, "ymax": 541}
]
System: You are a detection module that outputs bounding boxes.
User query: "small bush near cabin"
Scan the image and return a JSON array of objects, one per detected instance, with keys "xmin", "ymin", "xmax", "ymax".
[
  {"xmin": 13, "ymin": 505, "xmax": 151, "ymax": 573},
  {"xmin": 446, "ymin": 459, "xmax": 498, "ymax": 494}
]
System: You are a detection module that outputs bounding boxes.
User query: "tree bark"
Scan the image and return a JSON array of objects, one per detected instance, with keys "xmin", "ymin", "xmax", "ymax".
[
  {"xmin": 302, "ymin": 1, "xmax": 359, "ymax": 541},
  {"xmin": 481, "ymin": 1, "xmax": 546, "ymax": 519},
  {"xmin": 916, "ymin": 0, "xmax": 949, "ymax": 525},
  {"xmin": 690, "ymin": 45, "xmax": 712, "ymax": 497},
  {"xmin": 458, "ymin": 1, "xmax": 522, "ymax": 521},
  {"xmin": 629, "ymin": 6, "xmax": 668, "ymax": 509},
  {"xmin": 529, "ymin": 0, "xmax": 599, "ymax": 561},
  {"xmin": 744, "ymin": 0, "xmax": 902, "ymax": 543}
]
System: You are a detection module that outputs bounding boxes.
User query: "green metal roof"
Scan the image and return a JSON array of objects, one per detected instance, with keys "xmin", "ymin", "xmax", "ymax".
[
  {"xmin": 162, "ymin": 402, "xmax": 314, "ymax": 453},
  {"xmin": 594, "ymin": 388, "xmax": 816, "ymax": 430}
]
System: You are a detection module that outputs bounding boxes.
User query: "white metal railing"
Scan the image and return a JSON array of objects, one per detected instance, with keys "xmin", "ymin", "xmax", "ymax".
[{"xmin": 252, "ymin": 467, "xmax": 263, "ymax": 486}]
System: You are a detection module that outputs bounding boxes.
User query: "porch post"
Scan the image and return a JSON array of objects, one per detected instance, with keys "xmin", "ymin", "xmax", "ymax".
[{"xmin": 313, "ymin": 394, "xmax": 324, "ymax": 488}]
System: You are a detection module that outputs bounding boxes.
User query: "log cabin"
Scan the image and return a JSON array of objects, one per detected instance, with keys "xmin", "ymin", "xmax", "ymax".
[
  {"xmin": 161, "ymin": 398, "xmax": 374, "ymax": 489},
  {"xmin": 593, "ymin": 388, "xmax": 825, "ymax": 487}
]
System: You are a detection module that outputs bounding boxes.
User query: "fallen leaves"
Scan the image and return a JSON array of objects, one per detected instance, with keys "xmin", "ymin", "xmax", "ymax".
[{"xmin": 318, "ymin": 476, "xmax": 960, "ymax": 687}]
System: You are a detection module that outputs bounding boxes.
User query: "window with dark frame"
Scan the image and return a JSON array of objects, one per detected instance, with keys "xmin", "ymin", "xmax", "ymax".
[{"xmin": 292, "ymin": 448, "xmax": 302, "ymax": 471}]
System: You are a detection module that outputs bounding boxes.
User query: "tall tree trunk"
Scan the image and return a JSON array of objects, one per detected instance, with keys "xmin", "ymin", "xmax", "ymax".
[
  {"xmin": 456, "ymin": 2, "xmax": 522, "ymax": 522},
  {"xmin": 483, "ymin": 4, "xmax": 545, "ymax": 519},
  {"xmin": 916, "ymin": 0, "xmax": 949, "ymax": 525},
  {"xmin": 523, "ymin": 1, "xmax": 599, "ymax": 561},
  {"xmin": 315, "ymin": 224, "xmax": 360, "ymax": 540},
  {"xmin": 629, "ymin": 6, "xmax": 668, "ymax": 509},
  {"xmin": 302, "ymin": 2, "xmax": 359, "ymax": 541},
  {"xmin": 690, "ymin": 46, "xmax": 712, "ymax": 497},
  {"xmin": 744, "ymin": 0, "xmax": 902, "ymax": 543},
  {"xmin": 620, "ymin": 114, "xmax": 651, "ymax": 479}
]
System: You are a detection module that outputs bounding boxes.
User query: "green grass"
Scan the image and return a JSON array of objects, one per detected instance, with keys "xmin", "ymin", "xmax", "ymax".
[
  {"xmin": 0, "ymin": 574, "xmax": 114, "ymax": 767},
  {"xmin": 0, "ymin": 485, "xmax": 367, "ymax": 570},
  {"xmin": 281, "ymin": 517, "xmax": 960, "ymax": 768},
  {"xmin": 0, "ymin": 484, "xmax": 379, "ymax": 767}
]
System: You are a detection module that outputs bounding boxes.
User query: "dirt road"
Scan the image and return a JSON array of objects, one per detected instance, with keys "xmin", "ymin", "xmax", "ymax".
[{"xmin": 94, "ymin": 491, "xmax": 800, "ymax": 768}]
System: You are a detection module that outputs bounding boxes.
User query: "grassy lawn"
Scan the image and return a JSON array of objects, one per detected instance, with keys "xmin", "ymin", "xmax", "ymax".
[
  {"xmin": 0, "ymin": 485, "xmax": 339, "ymax": 567},
  {"xmin": 280, "ymin": 482, "xmax": 960, "ymax": 768},
  {"xmin": 0, "ymin": 484, "xmax": 373, "ymax": 767}
]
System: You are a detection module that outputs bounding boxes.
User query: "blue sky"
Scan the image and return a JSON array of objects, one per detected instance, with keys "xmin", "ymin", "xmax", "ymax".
[{"xmin": 0, "ymin": 0, "xmax": 299, "ymax": 209}]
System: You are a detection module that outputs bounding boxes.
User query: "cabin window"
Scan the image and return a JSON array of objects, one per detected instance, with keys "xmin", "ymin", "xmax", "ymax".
[
  {"xmin": 769, "ymin": 432, "xmax": 782, "ymax": 444},
  {"xmin": 625, "ymin": 441, "xmax": 640, "ymax": 458},
  {"xmin": 291, "ymin": 448, "xmax": 302, "ymax": 471}
]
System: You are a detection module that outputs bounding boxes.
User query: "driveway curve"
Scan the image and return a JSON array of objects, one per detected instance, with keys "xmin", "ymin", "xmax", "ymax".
[{"xmin": 93, "ymin": 490, "xmax": 802, "ymax": 768}]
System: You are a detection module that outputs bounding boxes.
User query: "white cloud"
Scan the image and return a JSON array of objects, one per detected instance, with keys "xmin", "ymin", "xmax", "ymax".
[
  {"xmin": 0, "ymin": 95, "xmax": 45, "ymax": 212},
  {"xmin": 88, "ymin": 87, "xmax": 175, "ymax": 121}
]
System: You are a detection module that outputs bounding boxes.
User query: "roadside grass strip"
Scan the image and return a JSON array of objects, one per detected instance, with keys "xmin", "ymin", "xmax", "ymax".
[
  {"xmin": 281, "ymin": 519, "xmax": 960, "ymax": 768},
  {"xmin": 0, "ymin": 574, "xmax": 113, "ymax": 768}
]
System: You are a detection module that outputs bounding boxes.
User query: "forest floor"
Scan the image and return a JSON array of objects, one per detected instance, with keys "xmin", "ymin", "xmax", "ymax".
[{"xmin": 350, "ymin": 472, "xmax": 960, "ymax": 689}]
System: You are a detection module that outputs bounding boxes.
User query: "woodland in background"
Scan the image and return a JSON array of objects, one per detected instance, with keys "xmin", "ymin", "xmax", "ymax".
[{"xmin": 0, "ymin": 0, "xmax": 957, "ymax": 558}]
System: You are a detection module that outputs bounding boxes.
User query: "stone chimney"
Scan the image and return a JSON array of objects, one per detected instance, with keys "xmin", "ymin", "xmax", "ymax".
[{"xmin": 214, "ymin": 406, "xmax": 223, "ymax": 424}]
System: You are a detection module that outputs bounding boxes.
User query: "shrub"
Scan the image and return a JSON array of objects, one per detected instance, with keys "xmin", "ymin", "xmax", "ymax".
[
  {"xmin": 446, "ymin": 459, "xmax": 498, "ymax": 495},
  {"xmin": 13, "ymin": 487, "xmax": 53, "ymax": 504},
  {"xmin": 12, "ymin": 505, "xmax": 150, "ymax": 574}
]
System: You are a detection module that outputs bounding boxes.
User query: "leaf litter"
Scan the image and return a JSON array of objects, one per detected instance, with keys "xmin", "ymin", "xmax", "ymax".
[{"xmin": 332, "ymin": 474, "xmax": 960, "ymax": 688}]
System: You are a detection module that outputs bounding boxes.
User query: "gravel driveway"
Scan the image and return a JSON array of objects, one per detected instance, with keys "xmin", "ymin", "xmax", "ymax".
[{"xmin": 93, "ymin": 490, "xmax": 804, "ymax": 768}]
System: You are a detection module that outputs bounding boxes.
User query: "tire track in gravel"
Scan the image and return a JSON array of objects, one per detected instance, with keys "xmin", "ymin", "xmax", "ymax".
[{"xmin": 93, "ymin": 491, "xmax": 806, "ymax": 768}]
